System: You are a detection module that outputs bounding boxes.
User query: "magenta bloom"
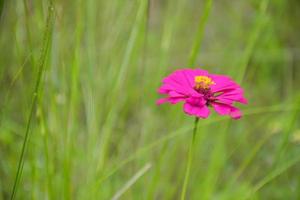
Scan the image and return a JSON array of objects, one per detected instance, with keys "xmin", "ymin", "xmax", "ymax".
[{"xmin": 157, "ymin": 68, "xmax": 247, "ymax": 119}]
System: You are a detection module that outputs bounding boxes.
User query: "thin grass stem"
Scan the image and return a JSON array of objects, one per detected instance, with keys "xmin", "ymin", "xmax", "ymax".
[
  {"xmin": 10, "ymin": 2, "xmax": 54, "ymax": 199},
  {"xmin": 111, "ymin": 163, "xmax": 152, "ymax": 200},
  {"xmin": 188, "ymin": 0, "xmax": 213, "ymax": 67}
]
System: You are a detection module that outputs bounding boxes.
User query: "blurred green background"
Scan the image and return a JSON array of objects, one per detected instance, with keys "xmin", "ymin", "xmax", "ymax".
[{"xmin": 1, "ymin": 0, "xmax": 300, "ymax": 199}]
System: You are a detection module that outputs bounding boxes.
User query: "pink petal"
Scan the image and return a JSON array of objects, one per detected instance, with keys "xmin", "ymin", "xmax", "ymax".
[
  {"xmin": 183, "ymin": 102, "xmax": 210, "ymax": 118},
  {"xmin": 159, "ymin": 81, "xmax": 191, "ymax": 95},
  {"xmin": 169, "ymin": 91, "xmax": 186, "ymax": 98},
  {"xmin": 229, "ymin": 107, "xmax": 242, "ymax": 119},
  {"xmin": 168, "ymin": 97, "xmax": 186, "ymax": 104},
  {"xmin": 159, "ymin": 69, "xmax": 208, "ymax": 97},
  {"xmin": 156, "ymin": 98, "xmax": 168, "ymax": 105},
  {"xmin": 240, "ymin": 97, "xmax": 248, "ymax": 104},
  {"xmin": 211, "ymin": 82, "xmax": 238, "ymax": 93},
  {"xmin": 185, "ymin": 69, "xmax": 209, "ymax": 88},
  {"xmin": 209, "ymin": 74, "xmax": 242, "ymax": 93},
  {"xmin": 216, "ymin": 93, "xmax": 248, "ymax": 104},
  {"xmin": 211, "ymin": 102, "xmax": 231, "ymax": 115},
  {"xmin": 163, "ymin": 69, "xmax": 203, "ymax": 90},
  {"xmin": 211, "ymin": 102, "xmax": 243, "ymax": 119},
  {"xmin": 156, "ymin": 97, "xmax": 186, "ymax": 105},
  {"xmin": 171, "ymin": 70, "xmax": 193, "ymax": 88},
  {"xmin": 167, "ymin": 69, "xmax": 209, "ymax": 89},
  {"xmin": 210, "ymin": 74, "xmax": 247, "ymax": 104},
  {"xmin": 186, "ymin": 96, "xmax": 206, "ymax": 105}
]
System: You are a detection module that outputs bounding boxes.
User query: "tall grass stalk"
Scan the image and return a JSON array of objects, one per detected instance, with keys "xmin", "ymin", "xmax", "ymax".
[
  {"xmin": 38, "ymin": 105, "xmax": 54, "ymax": 199},
  {"xmin": 272, "ymin": 95, "xmax": 300, "ymax": 167},
  {"xmin": 95, "ymin": 0, "xmax": 149, "ymax": 176},
  {"xmin": 188, "ymin": 0, "xmax": 213, "ymax": 67},
  {"xmin": 200, "ymin": 121, "xmax": 229, "ymax": 200},
  {"xmin": 10, "ymin": 2, "xmax": 54, "ymax": 199},
  {"xmin": 248, "ymin": 154, "xmax": 300, "ymax": 198},
  {"xmin": 237, "ymin": 0, "xmax": 269, "ymax": 83}
]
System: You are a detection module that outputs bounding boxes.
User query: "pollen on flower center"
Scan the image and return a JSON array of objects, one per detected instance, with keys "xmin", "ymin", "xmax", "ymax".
[{"xmin": 194, "ymin": 76, "xmax": 215, "ymax": 90}]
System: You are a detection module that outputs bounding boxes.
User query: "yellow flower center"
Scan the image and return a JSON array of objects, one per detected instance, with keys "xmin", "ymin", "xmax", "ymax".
[{"xmin": 194, "ymin": 76, "xmax": 215, "ymax": 90}]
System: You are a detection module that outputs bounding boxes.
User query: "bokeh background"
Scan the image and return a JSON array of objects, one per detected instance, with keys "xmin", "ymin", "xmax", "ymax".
[{"xmin": 1, "ymin": 0, "xmax": 300, "ymax": 199}]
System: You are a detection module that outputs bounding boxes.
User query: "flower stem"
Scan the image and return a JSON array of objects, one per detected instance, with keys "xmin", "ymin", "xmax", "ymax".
[{"xmin": 181, "ymin": 117, "xmax": 199, "ymax": 200}]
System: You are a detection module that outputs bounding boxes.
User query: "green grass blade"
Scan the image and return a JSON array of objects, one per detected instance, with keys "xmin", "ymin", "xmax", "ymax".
[
  {"xmin": 10, "ymin": 2, "xmax": 54, "ymax": 199},
  {"xmin": 188, "ymin": 0, "xmax": 213, "ymax": 67}
]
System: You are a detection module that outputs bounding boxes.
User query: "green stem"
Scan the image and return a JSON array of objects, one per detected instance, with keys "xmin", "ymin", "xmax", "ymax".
[
  {"xmin": 10, "ymin": 2, "xmax": 54, "ymax": 200},
  {"xmin": 180, "ymin": 117, "xmax": 199, "ymax": 200}
]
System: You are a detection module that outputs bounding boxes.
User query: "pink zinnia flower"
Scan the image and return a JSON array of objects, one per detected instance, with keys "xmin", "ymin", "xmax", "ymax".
[{"xmin": 157, "ymin": 68, "xmax": 247, "ymax": 119}]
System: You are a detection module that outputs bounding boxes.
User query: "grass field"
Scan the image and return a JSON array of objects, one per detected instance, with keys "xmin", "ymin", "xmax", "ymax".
[{"xmin": 1, "ymin": 0, "xmax": 300, "ymax": 199}]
